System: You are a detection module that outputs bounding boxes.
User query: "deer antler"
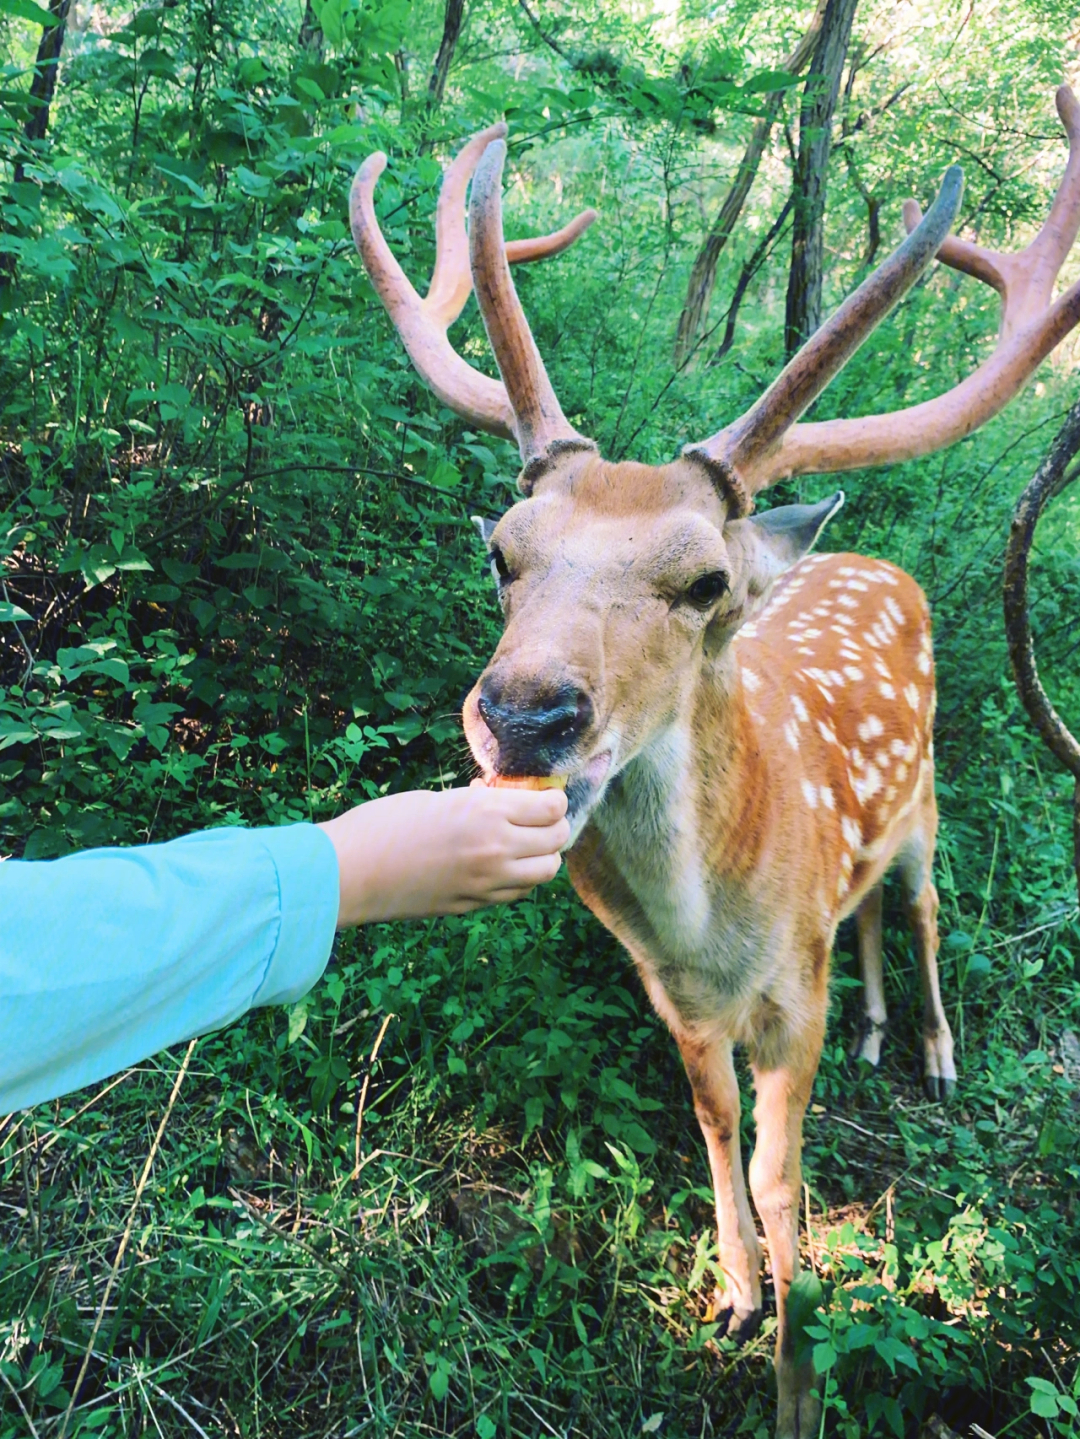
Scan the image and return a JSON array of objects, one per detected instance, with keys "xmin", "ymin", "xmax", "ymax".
[
  {"xmin": 686, "ymin": 86, "xmax": 1080, "ymax": 510},
  {"xmin": 468, "ymin": 138, "xmax": 596, "ymax": 475},
  {"xmin": 905, "ymin": 88, "xmax": 1080, "ymax": 343},
  {"xmin": 350, "ymin": 123, "xmax": 597, "ymax": 455}
]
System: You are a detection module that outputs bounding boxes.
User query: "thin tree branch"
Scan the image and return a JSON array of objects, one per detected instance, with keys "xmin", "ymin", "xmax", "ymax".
[
  {"xmin": 1003, "ymin": 398, "xmax": 1080, "ymax": 896},
  {"xmin": 673, "ymin": 0, "xmax": 828, "ymax": 364}
]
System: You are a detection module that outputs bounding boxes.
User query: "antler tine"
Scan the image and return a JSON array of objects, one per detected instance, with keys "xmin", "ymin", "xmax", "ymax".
[
  {"xmin": 685, "ymin": 168, "xmax": 964, "ymax": 512},
  {"xmin": 902, "ymin": 85, "xmax": 1080, "ymax": 341},
  {"xmin": 350, "ymin": 128, "xmax": 599, "ymax": 445},
  {"xmin": 426, "ymin": 122, "xmax": 511, "ymax": 326},
  {"xmin": 469, "ymin": 138, "xmax": 596, "ymax": 471},
  {"xmin": 718, "ymin": 86, "xmax": 1080, "ymax": 492}
]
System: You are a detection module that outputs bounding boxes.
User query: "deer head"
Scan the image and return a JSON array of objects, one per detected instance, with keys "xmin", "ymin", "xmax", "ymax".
[{"xmin": 351, "ymin": 90, "xmax": 1080, "ymax": 837}]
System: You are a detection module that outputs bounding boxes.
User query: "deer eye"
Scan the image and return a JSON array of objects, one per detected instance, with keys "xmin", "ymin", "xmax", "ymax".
[
  {"xmin": 489, "ymin": 545, "xmax": 513, "ymax": 584},
  {"xmin": 685, "ymin": 571, "xmax": 728, "ymax": 608}
]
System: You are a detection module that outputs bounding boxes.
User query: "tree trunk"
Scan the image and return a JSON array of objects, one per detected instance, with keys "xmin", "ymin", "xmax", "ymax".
[
  {"xmin": 673, "ymin": 0, "xmax": 827, "ymax": 366},
  {"xmin": 428, "ymin": 0, "xmax": 465, "ymax": 112},
  {"xmin": 298, "ymin": 0, "xmax": 324, "ymax": 58},
  {"xmin": 783, "ymin": 0, "xmax": 858, "ymax": 357},
  {"xmin": 14, "ymin": 0, "xmax": 73, "ymax": 184},
  {"xmin": 1, "ymin": 0, "xmax": 72, "ymax": 295}
]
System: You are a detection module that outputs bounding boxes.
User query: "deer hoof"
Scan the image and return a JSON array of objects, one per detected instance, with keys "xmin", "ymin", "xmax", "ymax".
[
  {"xmin": 923, "ymin": 1030, "xmax": 957, "ymax": 1102},
  {"xmin": 710, "ymin": 1288, "xmax": 762, "ymax": 1345},
  {"xmin": 923, "ymin": 1073, "xmax": 957, "ymax": 1102},
  {"xmin": 721, "ymin": 1304, "xmax": 762, "ymax": 1346},
  {"xmin": 850, "ymin": 1017, "xmax": 886, "ymax": 1067}
]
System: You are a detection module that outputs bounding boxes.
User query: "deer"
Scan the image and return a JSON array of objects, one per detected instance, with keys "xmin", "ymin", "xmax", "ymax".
[{"xmin": 350, "ymin": 89, "xmax": 1080, "ymax": 1437}]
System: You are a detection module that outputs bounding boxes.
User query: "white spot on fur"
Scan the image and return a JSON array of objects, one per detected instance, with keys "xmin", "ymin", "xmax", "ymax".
[
  {"xmin": 884, "ymin": 596, "xmax": 905, "ymax": 625},
  {"xmin": 819, "ymin": 785, "xmax": 835, "ymax": 810},
  {"xmin": 841, "ymin": 815, "xmax": 862, "ymax": 850},
  {"xmin": 802, "ymin": 779, "xmax": 819, "ymax": 809},
  {"xmin": 837, "ymin": 594, "xmax": 858, "ymax": 610},
  {"xmin": 784, "ymin": 720, "xmax": 800, "ymax": 752},
  {"xmin": 843, "ymin": 665, "xmax": 864, "ymax": 681},
  {"xmin": 854, "ymin": 764, "xmax": 883, "ymax": 804},
  {"xmin": 917, "ymin": 648, "xmax": 932, "ymax": 675},
  {"xmin": 742, "ymin": 667, "xmax": 761, "ymax": 692},
  {"xmin": 857, "ymin": 715, "xmax": 884, "ymax": 742},
  {"xmin": 905, "ymin": 683, "xmax": 920, "ymax": 709},
  {"xmin": 818, "ymin": 720, "xmax": 838, "ymax": 745},
  {"xmin": 895, "ymin": 763, "xmax": 908, "ymax": 783},
  {"xmin": 791, "ymin": 694, "xmax": 809, "ymax": 723},
  {"xmin": 879, "ymin": 681, "xmax": 896, "ymax": 699}
]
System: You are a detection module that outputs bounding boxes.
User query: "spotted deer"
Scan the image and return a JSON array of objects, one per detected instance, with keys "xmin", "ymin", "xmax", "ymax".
[{"xmin": 351, "ymin": 90, "xmax": 1080, "ymax": 1437}]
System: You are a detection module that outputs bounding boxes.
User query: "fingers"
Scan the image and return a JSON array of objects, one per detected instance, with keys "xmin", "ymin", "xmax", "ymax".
[
  {"xmin": 501, "ymin": 814, "xmax": 571, "ymax": 856},
  {"xmin": 481, "ymin": 851, "xmax": 563, "ymax": 903},
  {"xmin": 486, "ymin": 786, "xmax": 568, "ymax": 825}
]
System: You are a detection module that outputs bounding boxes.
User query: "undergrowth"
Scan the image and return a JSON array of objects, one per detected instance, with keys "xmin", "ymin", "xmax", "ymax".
[{"xmin": 3, "ymin": 0, "xmax": 1080, "ymax": 1433}]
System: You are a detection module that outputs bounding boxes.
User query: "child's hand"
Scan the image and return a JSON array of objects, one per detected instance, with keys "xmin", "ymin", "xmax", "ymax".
[{"xmin": 317, "ymin": 785, "xmax": 570, "ymax": 927}]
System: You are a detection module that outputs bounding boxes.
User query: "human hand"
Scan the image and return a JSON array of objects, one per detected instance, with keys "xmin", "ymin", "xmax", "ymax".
[{"xmin": 316, "ymin": 785, "xmax": 570, "ymax": 927}]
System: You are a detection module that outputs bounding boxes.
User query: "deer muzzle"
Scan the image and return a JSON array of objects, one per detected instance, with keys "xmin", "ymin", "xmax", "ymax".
[{"xmin": 476, "ymin": 676, "xmax": 593, "ymax": 776}]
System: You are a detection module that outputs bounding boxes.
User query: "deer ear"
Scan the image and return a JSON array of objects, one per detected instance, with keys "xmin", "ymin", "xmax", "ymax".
[
  {"xmin": 750, "ymin": 491, "xmax": 844, "ymax": 564},
  {"xmin": 733, "ymin": 491, "xmax": 844, "ymax": 595},
  {"xmin": 471, "ymin": 514, "xmax": 499, "ymax": 545}
]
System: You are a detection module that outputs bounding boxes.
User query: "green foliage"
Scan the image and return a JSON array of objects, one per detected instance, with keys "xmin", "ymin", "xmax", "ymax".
[{"xmin": 2, "ymin": 0, "xmax": 1080, "ymax": 1433}]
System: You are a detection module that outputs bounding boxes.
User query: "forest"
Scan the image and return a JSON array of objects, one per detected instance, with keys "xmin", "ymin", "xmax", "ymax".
[{"xmin": 1, "ymin": 0, "xmax": 1079, "ymax": 1434}]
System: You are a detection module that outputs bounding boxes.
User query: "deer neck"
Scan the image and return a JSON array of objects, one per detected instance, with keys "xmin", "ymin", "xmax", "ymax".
[{"xmin": 586, "ymin": 652, "xmax": 773, "ymax": 957}]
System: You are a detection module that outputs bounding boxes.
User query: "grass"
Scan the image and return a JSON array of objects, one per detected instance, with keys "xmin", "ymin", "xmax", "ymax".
[{"xmin": 2, "ymin": 861, "xmax": 1079, "ymax": 1439}]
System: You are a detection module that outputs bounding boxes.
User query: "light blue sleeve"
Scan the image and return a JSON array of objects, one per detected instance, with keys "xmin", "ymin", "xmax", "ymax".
[{"xmin": 0, "ymin": 823, "xmax": 340, "ymax": 1112}]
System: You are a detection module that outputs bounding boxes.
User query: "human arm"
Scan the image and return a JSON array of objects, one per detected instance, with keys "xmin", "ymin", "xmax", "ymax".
[
  {"xmin": 0, "ymin": 786, "xmax": 568, "ymax": 1111},
  {"xmin": 0, "ymin": 823, "xmax": 339, "ymax": 1113}
]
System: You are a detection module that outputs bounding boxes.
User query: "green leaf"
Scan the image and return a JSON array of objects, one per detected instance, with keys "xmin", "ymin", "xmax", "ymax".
[
  {"xmin": 812, "ymin": 1341, "xmax": 837, "ymax": 1372},
  {"xmin": 786, "ymin": 1272, "xmax": 824, "ymax": 1367},
  {"xmin": 476, "ymin": 1418, "xmax": 497, "ymax": 1439},
  {"xmin": 427, "ymin": 1356, "xmax": 451, "ymax": 1402},
  {"xmin": 0, "ymin": 0, "xmax": 60, "ymax": 26},
  {"xmin": 287, "ymin": 1001, "xmax": 308, "ymax": 1044},
  {"xmin": 0, "ymin": 602, "xmax": 31, "ymax": 622},
  {"xmin": 1030, "ymin": 1391, "xmax": 1060, "ymax": 1419}
]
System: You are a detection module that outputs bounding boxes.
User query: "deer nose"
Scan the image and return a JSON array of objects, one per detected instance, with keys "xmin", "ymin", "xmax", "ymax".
[{"xmin": 477, "ymin": 679, "xmax": 593, "ymax": 770}]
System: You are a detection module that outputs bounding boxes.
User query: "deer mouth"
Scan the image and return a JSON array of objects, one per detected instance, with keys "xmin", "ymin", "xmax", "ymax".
[
  {"xmin": 477, "ymin": 749, "xmax": 613, "ymax": 840},
  {"xmin": 563, "ymin": 750, "xmax": 612, "ymax": 831}
]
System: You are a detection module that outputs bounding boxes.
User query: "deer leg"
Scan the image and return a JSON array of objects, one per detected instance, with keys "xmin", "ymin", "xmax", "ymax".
[
  {"xmin": 676, "ymin": 1032, "xmax": 762, "ymax": 1339},
  {"xmin": 851, "ymin": 881, "xmax": 888, "ymax": 1066},
  {"xmin": 900, "ymin": 812, "xmax": 957, "ymax": 1101},
  {"xmin": 748, "ymin": 1011, "xmax": 826, "ymax": 1439}
]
